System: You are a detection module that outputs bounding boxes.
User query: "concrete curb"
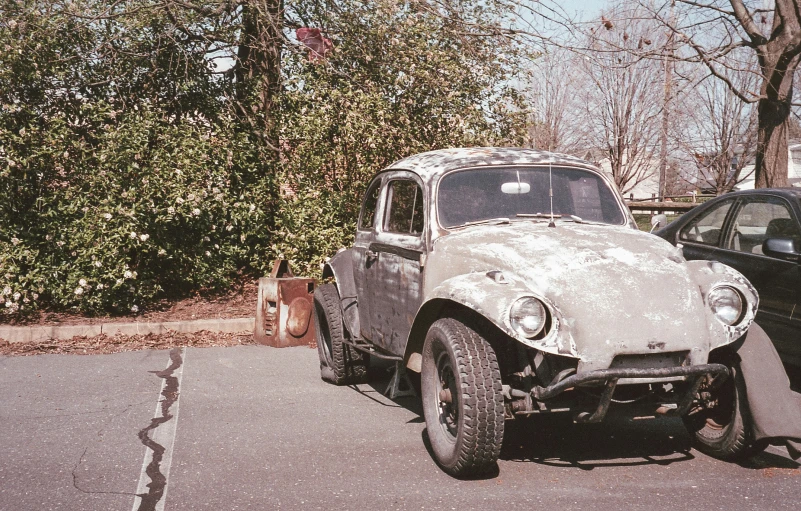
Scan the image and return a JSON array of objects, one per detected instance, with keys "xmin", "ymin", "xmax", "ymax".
[{"xmin": 0, "ymin": 317, "xmax": 255, "ymax": 344}]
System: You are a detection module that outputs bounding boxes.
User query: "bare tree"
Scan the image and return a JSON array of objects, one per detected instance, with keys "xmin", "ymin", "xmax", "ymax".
[
  {"xmin": 525, "ymin": 49, "xmax": 586, "ymax": 153},
  {"xmin": 234, "ymin": 0, "xmax": 284, "ymax": 155},
  {"xmin": 629, "ymin": 0, "xmax": 800, "ymax": 188},
  {"xmin": 579, "ymin": 9, "xmax": 665, "ymax": 195},
  {"xmin": 431, "ymin": 0, "xmax": 800, "ymax": 188},
  {"xmin": 677, "ymin": 55, "xmax": 758, "ymax": 194}
]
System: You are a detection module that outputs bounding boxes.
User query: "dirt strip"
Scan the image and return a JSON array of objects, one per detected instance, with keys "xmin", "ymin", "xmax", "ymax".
[{"xmin": 0, "ymin": 330, "xmax": 259, "ymax": 357}]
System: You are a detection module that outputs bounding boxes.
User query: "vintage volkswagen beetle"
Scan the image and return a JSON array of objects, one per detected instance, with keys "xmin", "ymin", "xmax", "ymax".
[{"xmin": 314, "ymin": 148, "xmax": 790, "ymax": 476}]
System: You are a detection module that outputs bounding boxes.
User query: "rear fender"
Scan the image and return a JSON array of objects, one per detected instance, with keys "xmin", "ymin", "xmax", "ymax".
[{"xmin": 323, "ymin": 249, "xmax": 360, "ymax": 338}]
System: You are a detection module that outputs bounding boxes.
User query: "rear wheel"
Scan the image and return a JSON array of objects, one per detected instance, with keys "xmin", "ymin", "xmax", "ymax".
[
  {"xmin": 313, "ymin": 283, "xmax": 369, "ymax": 385},
  {"xmin": 683, "ymin": 363, "xmax": 765, "ymax": 460},
  {"xmin": 421, "ymin": 318, "xmax": 504, "ymax": 477}
]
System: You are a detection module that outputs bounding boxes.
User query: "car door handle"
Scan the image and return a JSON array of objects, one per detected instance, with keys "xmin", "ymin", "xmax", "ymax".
[{"xmin": 366, "ymin": 249, "xmax": 378, "ymax": 261}]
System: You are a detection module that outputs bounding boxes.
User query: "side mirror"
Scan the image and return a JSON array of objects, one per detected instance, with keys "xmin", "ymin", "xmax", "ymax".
[
  {"xmin": 649, "ymin": 214, "xmax": 667, "ymax": 233},
  {"xmin": 762, "ymin": 238, "xmax": 801, "ymax": 263}
]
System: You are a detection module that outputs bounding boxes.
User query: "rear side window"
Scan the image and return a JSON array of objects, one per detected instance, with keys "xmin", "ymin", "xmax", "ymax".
[
  {"xmin": 679, "ymin": 199, "xmax": 734, "ymax": 246},
  {"xmin": 359, "ymin": 179, "xmax": 382, "ymax": 230},
  {"xmin": 384, "ymin": 180, "xmax": 424, "ymax": 235},
  {"xmin": 725, "ymin": 197, "xmax": 800, "ymax": 254}
]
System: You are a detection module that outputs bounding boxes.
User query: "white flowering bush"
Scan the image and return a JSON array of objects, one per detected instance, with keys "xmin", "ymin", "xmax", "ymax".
[
  {"xmin": 0, "ymin": 105, "xmax": 274, "ymax": 316},
  {"xmin": 0, "ymin": 0, "xmax": 526, "ymax": 318}
]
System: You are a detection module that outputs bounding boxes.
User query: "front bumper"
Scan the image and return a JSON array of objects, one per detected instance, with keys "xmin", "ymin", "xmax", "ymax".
[{"xmin": 531, "ymin": 363, "xmax": 730, "ymax": 423}]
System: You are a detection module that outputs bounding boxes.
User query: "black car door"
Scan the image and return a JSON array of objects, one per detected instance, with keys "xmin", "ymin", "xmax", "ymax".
[
  {"xmin": 713, "ymin": 195, "xmax": 801, "ymax": 365},
  {"xmin": 676, "ymin": 197, "xmax": 737, "ymax": 262}
]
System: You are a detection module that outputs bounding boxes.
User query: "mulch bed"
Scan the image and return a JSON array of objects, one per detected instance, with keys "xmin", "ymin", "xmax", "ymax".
[
  {"xmin": 0, "ymin": 278, "xmax": 324, "ymax": 357},
  {"xmin": 0, "ymin": 330, "xmax": 260, "ymax": 357},
  {"xmin": 2, "ymin": 280, "xmax": 260, "ymax": 327}
]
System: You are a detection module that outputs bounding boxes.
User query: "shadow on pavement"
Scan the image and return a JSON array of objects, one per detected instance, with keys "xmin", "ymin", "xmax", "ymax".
[
  {"xmin": 347, "ymin": 359, "xmax": 799, "ymax": 472},
  {"xmin": 500, "ymin": 414, "xmax": 696, "ymax": 470},
  {"xmin": 348, "ymin": 358, "xmax": 424, "ymax": 417},
  {"xmin": 739, "ymin": 451, "xmax": 800, "ymax": 469},
  {"xmin": 785, "ymin": 364, "xmax": 801, "ymax": 393}
]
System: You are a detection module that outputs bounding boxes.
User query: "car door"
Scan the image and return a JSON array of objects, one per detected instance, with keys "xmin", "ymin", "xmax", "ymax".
[
  {"xmin": 363, "ymin": 174, "xmax": 426, "ymax": 356},
  {"xmin": 714, "ymin": 195, "xmax": 801, "ymax": 365},
  {"xmin": 676, "ymin": 197, "xmax": 737, "ymax": 262},
  {"xmin": 352, "ymin": 175, "xmax": 384, "ymax": 341}
]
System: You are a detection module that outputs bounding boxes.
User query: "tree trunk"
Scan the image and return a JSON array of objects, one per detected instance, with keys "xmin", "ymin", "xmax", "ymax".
[
  {"xmin": 235, "ymin": 0, "xmax": 283, "ymax": 156},
  {"xmin": 754, "ymin": 51, "xmax": 798, "ymax": 189},
  {"xmin": 754, "ymin": 97, "xmax": 790, "ymax": 188}
]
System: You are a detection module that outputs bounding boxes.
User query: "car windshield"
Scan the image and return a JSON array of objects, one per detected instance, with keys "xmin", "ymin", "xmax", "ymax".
[{"xmin": 437, "ymin": 166, "xmax": 626, "ymax": 228}]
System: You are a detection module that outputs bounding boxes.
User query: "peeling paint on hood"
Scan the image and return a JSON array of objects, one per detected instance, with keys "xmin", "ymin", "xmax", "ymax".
[{"xmin": 425, "ymin": 221, "xmax": 729, "ymax": 371}]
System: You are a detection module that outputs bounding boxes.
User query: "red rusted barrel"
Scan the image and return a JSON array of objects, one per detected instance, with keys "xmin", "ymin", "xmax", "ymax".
[{"xmin": 254, "ymin": 259, "xmax": 316, "ymax": 347}]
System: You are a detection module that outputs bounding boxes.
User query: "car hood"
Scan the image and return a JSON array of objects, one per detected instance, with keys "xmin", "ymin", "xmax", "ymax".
[{"xmin": 426, "ymin": 222, "xmax": 718, "ymax": 370}]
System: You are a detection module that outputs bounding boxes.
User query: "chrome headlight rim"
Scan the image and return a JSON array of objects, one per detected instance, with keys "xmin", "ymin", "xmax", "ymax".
[
  {"xmin": 509, "ymin": 296, "xmax": 549, "ymax": 339},
  {"xmin": 707, "ymin": 285, "xmax": 745, "ymax": 326}
]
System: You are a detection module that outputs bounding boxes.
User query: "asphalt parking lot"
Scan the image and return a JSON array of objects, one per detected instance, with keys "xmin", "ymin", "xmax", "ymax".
[{"xmin": 1, "ymin": 345, "xmax": 799, "ymax": 511}]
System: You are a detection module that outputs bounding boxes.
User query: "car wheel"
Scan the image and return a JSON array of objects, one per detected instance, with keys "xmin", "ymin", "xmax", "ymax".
[
  {"xmin": 421, "ymin": 318, "xmax": 504, "ymax": 477},
  {"xmin": 682, "ymin": 363, "xmax": 765, "ymax": 460},
  {"xmin": 313, "ymin": 283, "xmax": 369, "ymax": 385}
]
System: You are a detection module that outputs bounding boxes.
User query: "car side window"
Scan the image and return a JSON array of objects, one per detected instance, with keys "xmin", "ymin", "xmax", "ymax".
[
  {"xmin": 725, "ymin": 197, "xmax": 800, "ymax": 254},
  {"xmin": 679, "ymin": 199, "xmax": 734, "ymax": 246},
  {"xmin": 359, "ymin": 178, "xmax": 382, "ymax": 230},
  {"xmin": 383, "ymin": 180, "xmax": 424, "ymax": 235}
]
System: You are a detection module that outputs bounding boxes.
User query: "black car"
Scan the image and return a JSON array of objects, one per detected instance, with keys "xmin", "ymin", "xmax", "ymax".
[{"xmin": 655, "ymin": 188, "xmax": 801, "ymax": 368}]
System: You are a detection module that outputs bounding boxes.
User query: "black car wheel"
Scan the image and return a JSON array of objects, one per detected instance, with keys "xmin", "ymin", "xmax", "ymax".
[
  {"xmin": 421, "ymin": 318, "xmax": 504, "ymax": 477},
  {"xmin": 683, "ymin": 363, "xmax": 765, "ymax": 460},
  {"xmin": 314, "ymin": 283, "xmax": 369, "ymax": 385}
]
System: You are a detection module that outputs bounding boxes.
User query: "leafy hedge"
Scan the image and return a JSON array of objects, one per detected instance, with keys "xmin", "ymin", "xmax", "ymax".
[
  {"xmin": 1, "ymin": 0, "xmax": 528, "ymax": 317},
  {"xmin": 1, "ymin": 103, "xmax": 275, "ymax": 315}
]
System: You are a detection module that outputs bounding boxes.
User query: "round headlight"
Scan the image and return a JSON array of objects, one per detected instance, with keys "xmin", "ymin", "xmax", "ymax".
[
  {"xmin": 509, "ymin": 297, "xmax": 547, "ymax": 338},
  {"xmin": 708, "ymin": 286, "xmax": 743, "ymax": 326}
]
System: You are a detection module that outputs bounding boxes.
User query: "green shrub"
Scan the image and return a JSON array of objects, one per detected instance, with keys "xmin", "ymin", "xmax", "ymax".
[
  {"xmin": 1, "ymin": 0, "xmax": 528, "ymax": 317},
  {"xmin": 1, "ymin": 105, "xmax": 274, "ymax": 315}
]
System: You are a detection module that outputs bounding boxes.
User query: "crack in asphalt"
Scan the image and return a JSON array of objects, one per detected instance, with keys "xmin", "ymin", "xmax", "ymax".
[
  {"xmin": 71, "ymin": 447, "xmax": 139, "ymax": 497},
  {"xmin": 135, "ymin": 347, "xmax": 183, "ymax": 511},
  {"xmin": 70, "ymin": 401, "xmax": 148, "ymax": 497}
]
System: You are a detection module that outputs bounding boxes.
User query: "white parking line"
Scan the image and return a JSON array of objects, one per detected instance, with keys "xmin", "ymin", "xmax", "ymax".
[{"xmin": 131, "ymin": 348, "xmax": 186, "ymax": 511}]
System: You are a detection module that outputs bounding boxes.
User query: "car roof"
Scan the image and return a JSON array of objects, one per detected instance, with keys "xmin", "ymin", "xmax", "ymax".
[
  {"xmin": 724, "ymin": 187, "xmax": 801, "ymax": 199},
  {"xmin": 384, "ymin": 147, "xmax": 599, "ymax": 181}
]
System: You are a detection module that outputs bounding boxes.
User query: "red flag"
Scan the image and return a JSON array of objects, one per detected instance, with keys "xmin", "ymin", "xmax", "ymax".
[{"xmin": 296, "ymin": 28, "xmax": 333, "ymax": 63}]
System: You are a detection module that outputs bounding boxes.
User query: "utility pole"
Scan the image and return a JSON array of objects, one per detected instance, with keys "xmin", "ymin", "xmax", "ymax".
[{"xmin": 658, "ymin": 0, "xmax": 675, "ymax": 200}]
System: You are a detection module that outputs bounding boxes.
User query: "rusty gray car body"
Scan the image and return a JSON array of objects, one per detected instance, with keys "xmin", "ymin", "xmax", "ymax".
[
  {"xmin": 317, "ymin": 148, "xmax": 801, "ymax": 475},
  {"xmin": 325, "ymin": 148, "xmax": 756, "ymax": 373}
]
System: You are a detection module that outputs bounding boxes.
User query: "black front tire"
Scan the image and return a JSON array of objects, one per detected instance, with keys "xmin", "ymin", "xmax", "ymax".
[
  {"xmin": 421, "ymin": 318, "xmax": 505, "ymax": 477},
  {"xmin": 683, "ymin": 363, "xmax": 765, "ymax": 460},
  {"xmin": 314, "ymin": 283, "xmax": 369, "ymax": 385}
]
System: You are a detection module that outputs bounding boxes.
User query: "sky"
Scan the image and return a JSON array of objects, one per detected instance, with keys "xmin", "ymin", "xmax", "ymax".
[{"xmin": 557, "ymin": 0, "xmax": 607, "ymax": 19}]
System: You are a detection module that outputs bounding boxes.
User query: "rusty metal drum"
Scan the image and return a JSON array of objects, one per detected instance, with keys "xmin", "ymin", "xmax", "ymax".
[{"xmin": 254, "ymin": 259, "xmax": 316, "ymax": 347}]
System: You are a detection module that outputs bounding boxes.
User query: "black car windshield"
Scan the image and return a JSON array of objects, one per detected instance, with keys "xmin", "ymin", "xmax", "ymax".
[{"xmin": 437, "ymin": 166, "xmax": 626, "ymax": 228}]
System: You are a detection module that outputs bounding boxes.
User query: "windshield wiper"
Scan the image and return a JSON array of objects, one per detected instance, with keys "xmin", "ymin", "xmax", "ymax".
[
  {"xmin": 517, "ymin": 213, "xmax": 591, "ymax": 225},
  {"xmin": 457, "ymin": 217, "xmax": 511, "ymax": 227},
  {"xmin": 517, "ymin": 213, "xmax": 561, "ymax": 219}
]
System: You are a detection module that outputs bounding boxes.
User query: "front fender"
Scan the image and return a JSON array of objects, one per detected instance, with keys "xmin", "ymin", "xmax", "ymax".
[
  {"xmin": 323, "ymin": 249, "xmax": 360, "ymax": 338},
  {"xmin": 684, "ymin": 260, "xmax": 759, "ymax": 348},
  {"xmin": 419, "ymin": 272, "xmax": 577, "ymax": 357}
]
